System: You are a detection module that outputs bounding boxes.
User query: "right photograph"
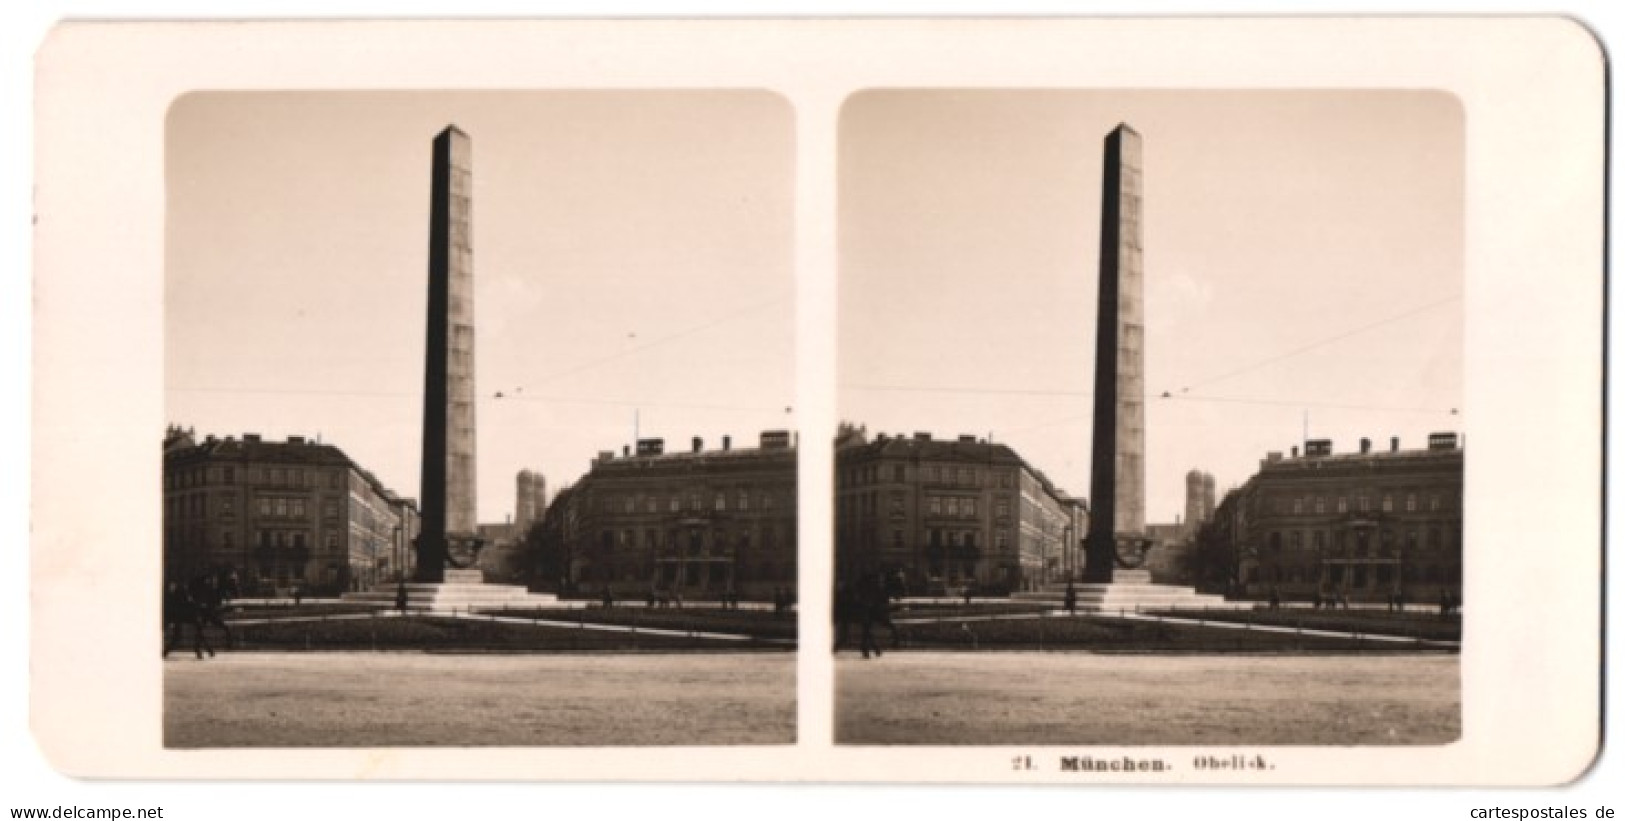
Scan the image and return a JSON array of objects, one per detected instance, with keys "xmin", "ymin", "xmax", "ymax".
[{"xmin": 834, "ymin": 90, "xmax": 1465, "ymax": 746}]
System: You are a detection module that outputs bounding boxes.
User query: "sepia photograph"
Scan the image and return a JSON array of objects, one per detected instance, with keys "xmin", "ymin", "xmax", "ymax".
[
  {"xmin": 26, "ymin": 18, "xmax": 1603, "ymax": 790},
  {"xmin": 162, "ymin": 90, "xmax": 798, "ymax": 746},
  {"xmin": 834, "ymin": 90, "xmax": 1465, "ymax": 745}
]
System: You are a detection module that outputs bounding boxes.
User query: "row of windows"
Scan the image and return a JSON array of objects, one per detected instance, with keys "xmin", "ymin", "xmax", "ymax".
[
  {"xmin": 597, "ymin": 490, "xmax": 782, "ymax": 515},
  {"xmin": 1273, "ymin": 491, "xmax": 1452, "ymax": 516},
  {"xmin": 839, "ymin": 463, "xmax": 1018, "ymax": 489},
  {"xmin": 597, "ymin": 527, "xmax": 793, "ymax": 552},
  {"xmin": 167, "ymin": 465, "xmax": 346, "ymax": 491},
  {"xmin": 1265, "ymin": 525, "xmax": 1456, "ymax": 555},
  {"xmin": 1248, "ymin": 562, "xmax": 1461, "ymax": 586}
]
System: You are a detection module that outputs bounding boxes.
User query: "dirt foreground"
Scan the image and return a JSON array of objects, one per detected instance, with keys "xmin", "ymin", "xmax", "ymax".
[
  {"xmin": 166, "ymin": 652, "xmax": 795, "ymax": 747},
  {"xmin": 837, "ymin": 652, "xmax": 1458, "ymax": 745}
]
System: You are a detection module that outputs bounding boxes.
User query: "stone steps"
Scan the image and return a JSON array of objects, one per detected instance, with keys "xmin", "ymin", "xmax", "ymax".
[
  {"xmin": 342, "ymin": 570, "xmax": 559, "ymax": 612},
  {"xmin": 1012, "ymin": 574, "xmax": 1245, "ymax": 612}
]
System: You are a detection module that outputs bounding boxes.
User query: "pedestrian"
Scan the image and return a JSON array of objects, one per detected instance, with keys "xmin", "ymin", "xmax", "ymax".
[
  {"xmin": 857, "ymin": 574, "xmax": 883, "ymax": 660},
  {"xmin": 1063, "ymin": 581, "xmax": 1077, "ymax": 615},
  {"xmin": 963, "ymin": 582, "xmax": 974, "ymax": 607},
  {"xmin": 292, "ymin": 584, "xmax": 304, "ymax": 607},
  {"xmin": 1268, "ymin": 585, "xmax": 1281, "ymax": 612},
  {"xmin": 192, "ymin": 573, "xmax": 233, "ymax": 650},
  {"xmin": 163, "ymin": 579, "xmax": 213, "ymax": 659},
  {"xmin": 395, "ymin": 582, "xmax": 409, "ymax": 612},
  {"xmin": 601, "ymin": 587, "xmax": 614, "ymax": 609}
]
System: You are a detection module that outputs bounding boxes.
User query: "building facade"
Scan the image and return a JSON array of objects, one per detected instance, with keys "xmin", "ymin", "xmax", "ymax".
[
  {"xmin": 536, "ymin": 431, "xmax": 798, "ymax": 597},
  {"xmin": 162, "ymin": 426, "xmax": 420, "ymax": 595},
  {"xmin": 834, "ymin": 425, "xmax": 1088, "ymax": 594},
  {"xmin": 1211, "ymin": 433, "xmax": 1464, "ymax": 603}
]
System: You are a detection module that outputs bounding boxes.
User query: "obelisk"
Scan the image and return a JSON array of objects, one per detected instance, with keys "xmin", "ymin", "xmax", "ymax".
[
  {"xmin": 1084, "ymin": 124, "xmax": 1147, "ymax": 583},
  {"xmin": 416, "ymin": 125, "xmax": 479, "ymax": 583}
]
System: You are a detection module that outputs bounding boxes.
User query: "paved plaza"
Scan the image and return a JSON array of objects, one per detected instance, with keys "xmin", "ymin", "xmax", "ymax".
[
  {"xmin": 837, "ymin": 652, "xmax": 1458, "ymax": 745},
  {"xmin": 166, "ymin": 652, "xmax": 795, "ymax": 747}
]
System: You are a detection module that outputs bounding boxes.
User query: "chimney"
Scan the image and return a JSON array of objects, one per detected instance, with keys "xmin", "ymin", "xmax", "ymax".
[
  {"xmin": 1390, "ymin": 437, "xmax": 1400, "ymax": 452},
  {"xmin": 596, "ymin": 450, "xmax": 614, "ymax": 463},
  {"xmin": 1360, "ymin": 437, "xmax": 1371, "ymax": 454},
  {"xmin": 1291, "ymin": 446, "xmax": 1299, "ymax": 458},
  {"xmin": 692, "ymin": 436, "xmax": 704, "ymax": 453},
  {"xmin": 244, "ymin": 433, "xmax": 261, "ymax": 443},
  {"xmin": 622, "ymin": 445, "xmax": 630, "ymax": 457},
  {"xmin": 958, "ymin": 434, "xmax": 977, "ymax": 444},
  {"xmin": 288, "ymin": 435, "xmax": 305, "ymax": 445},
  {"xmin": 914, "ymin": 432, "xmax": 932, "ymax": 442},
  {"xmin": 722, "ymin": 435, "xmax": 732, "ymax": 451}
]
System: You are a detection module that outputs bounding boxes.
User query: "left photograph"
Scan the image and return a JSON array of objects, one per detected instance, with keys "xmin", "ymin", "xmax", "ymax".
[{"xmin": 162, "ymin": 91, "xmax": 797, "ymax": 747}]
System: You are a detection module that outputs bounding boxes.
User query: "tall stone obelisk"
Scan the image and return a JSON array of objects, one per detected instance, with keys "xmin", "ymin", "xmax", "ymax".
[
  {"xmin": 1084, "ymin": 124, "xmax": 1147, "ymax": 583},
  {"xmin": 416, "ymin": 125, "xmax": 479, "ymax": 583}
]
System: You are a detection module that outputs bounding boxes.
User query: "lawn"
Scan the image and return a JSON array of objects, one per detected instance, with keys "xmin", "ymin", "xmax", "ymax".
[
  {"xmin": 227, "ymin": 614, "xmax": 781, "ymax": 653},
  {"xmin": 1142, "ymin": 608, "xmax": 1462, "ymax": 642},
  {"xmin": 852, "ymin": 613, "xmax": 1451, "ymax": 654},
  {"xmin": 489, "ymin": 606, "xmax": 798, "ymax": 641}
]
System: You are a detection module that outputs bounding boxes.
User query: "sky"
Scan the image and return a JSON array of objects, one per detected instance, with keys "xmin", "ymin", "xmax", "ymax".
[
  {"xmin": 839, "ymin": 90, "xmax": 1464, "ymax": 522},
  {"xmin": 167, "ymin": 91, "xmax": 795, "ymax": 523}
]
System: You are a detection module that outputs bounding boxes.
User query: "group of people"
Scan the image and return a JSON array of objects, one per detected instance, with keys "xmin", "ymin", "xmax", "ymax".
[
  {"xmin": 770, "ymin": 587, "xmax": 794, "ymax": 618},
  {"xmin": 162, "ymin": 570, "xmax": 238, "ymax": 660},
  {"xmin": 833, "ymin": 572, "xmax": 901, "ymax": 659}
]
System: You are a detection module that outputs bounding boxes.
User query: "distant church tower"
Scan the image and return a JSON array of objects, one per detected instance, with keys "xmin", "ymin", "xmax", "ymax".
[{"xmin": 515, "ymin": 470, "xmax": 547, "ymax": 532}]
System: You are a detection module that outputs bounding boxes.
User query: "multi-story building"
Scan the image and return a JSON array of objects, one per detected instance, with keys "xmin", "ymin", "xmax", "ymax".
[
  {"xmin": 536, "ymin": 431, "xmax": 798, "ymax": 597},
  {"xmin": 1209, "ymin": 433, "xmax": 1463, "ymax": 602},
  {"xmin": 834, "ymin": 424, "xmax": 1088, "ymax": 593},
  {"xmin": 162, "ymin": 426, "xmax": 420, "ymax": 595}
]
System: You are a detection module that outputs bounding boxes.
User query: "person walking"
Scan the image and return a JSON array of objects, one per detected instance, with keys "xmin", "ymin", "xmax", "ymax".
[{"xmin": 1063, "ymin": 581, "xmax": 1077, "ymax": 616}]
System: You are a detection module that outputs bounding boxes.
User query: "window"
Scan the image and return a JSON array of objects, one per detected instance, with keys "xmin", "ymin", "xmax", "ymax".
[
  {"xmin": 996, "ymin": 498, "xmax": 1011, "ymax": 518},
  {"xmin": 1359, "ymin": 496, "xmax": 1370, "ymax": 512},
  {"xmin": 924, "ymin": 466, "xmax": 938, "ymax": 483},
  {"xmin": 646, "ymin": 496, "xmax": 657, "ymax": 513},
  {"xmin": 1292, "ymin": 498, "xmax": 1303, "ymax": 514},
  {"xmin": 946, "ymin": 498, "xmax": 959, "ymax": 517},
  {"xmin": 763, "ymin": 493, "xmax": 775, "ymax": 510},
  {"xmin": 291, "ymin": 499, "xmax": 305, "ymax": 518},
  {"xmin": 1382, "ymin": 495, "xmax": 1393, "ymax": 513},
  {"xmin": 964, "ymin": 498, "xmax": 977, "ymax": 517},
  {"xmin": 893, "ymin": 465, "xmax": 905, "ymax": 483},
  {"xmin": 271, "ymin": 468, "xmax": 284, "ymax": 485},
  {"xmin": 715, "ymin": 492, "xmax": 727, "ymax": 511},
  {"xmin": 329, "ymin": 471, "xmax": 342, "ymax": 489},
  {"xmin": 958, "ymin": 468, "xmax": 971, "ymax": 486},
  {"xmin": 1338, "ymin": 497, "xmax": 1347, "ymax": 514},
  {"xmin": 224, "ymin": 467, "xmax": 235, "ymax": 484},
  {"xmin": 670, "ymin": 496, "xmax": 681, "ymax": 512},
  {"xmin": 1430, "ymin": 495, "xmax": 1441, "ymax": 511},
  {"xmin": 738, "ymin": 491, "xmax": 749, "ymax": 511},
  {"xmin": 929, "ymin": 497, "xmax": 941, "ymax": 516},
  {"xmin": 274, "ymin": 498, "xmax": 287, "ymax": 517},
  {"xmin": 326, "ymin": 531, "xmax": 338, "ymax": 549},
  {"xmin": 891, "ymin": 528, "xmax": 903, "ymax": 548},
  {"xmin": 221, "ymin": 496, "xmax": 235, "ymax": 517},
  {"xmin": 996, "ymin": 530, "xmax": 1009, "ymax": 550},
  {"xmin": 1315, "ymin": 497, "xmax": 1325, "ymax": 514},
  {"xmin": 222, "ymin": 531, "xmax": 234, "ymax": 549},
  {"xmin": 625, "ymin": 496, "xmax": 636, "ymax": 513},
  {"xmin": 890, "ymin": 492, "xmax": 905, "ymax": 517},
  {"xmin": 690, "ymin": 493, "xmax": 702, "ymax": 511},
  {"xmin": 324, "ymin": 500, "xmax": 338, "ymax": 519},
  {"xmin": 258, "ymin": 498, "xmax": 271, "ymax": 516}
]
